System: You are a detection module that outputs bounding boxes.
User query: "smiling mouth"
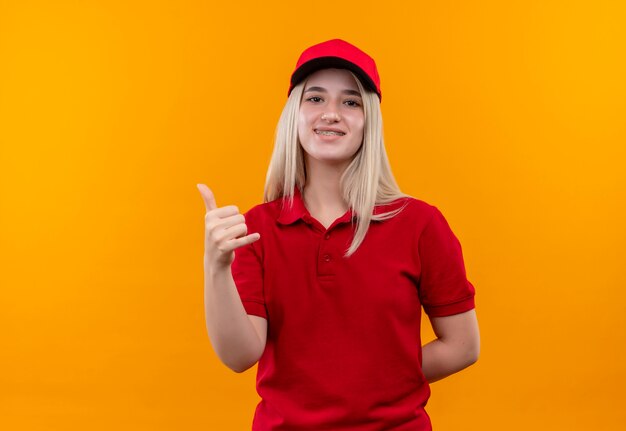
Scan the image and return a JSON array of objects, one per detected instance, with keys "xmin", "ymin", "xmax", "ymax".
[{"xmin": 314, "ymin": 129, "xmax": 345, "ymax": 136}]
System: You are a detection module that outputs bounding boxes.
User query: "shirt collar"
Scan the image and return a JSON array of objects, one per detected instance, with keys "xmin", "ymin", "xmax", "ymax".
[
  {"xmin": 276, "ymin": 186, "xmax": 341, "ymax": 225},
  {"xmin": 276, "ymin": 186, "xmax": 397, "ymax": 226}
]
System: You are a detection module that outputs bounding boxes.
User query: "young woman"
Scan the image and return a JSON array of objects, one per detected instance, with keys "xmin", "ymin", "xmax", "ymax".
[{"xmin": 198, "ymin": 39, "xmax": 480, "ymax": 431}]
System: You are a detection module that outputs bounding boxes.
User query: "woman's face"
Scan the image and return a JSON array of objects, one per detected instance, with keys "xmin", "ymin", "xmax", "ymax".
[{"xmin": 298, "ymin": 68, "xmax": 365, "ymax": 168}]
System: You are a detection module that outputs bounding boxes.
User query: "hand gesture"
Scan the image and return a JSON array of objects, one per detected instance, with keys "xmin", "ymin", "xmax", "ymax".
[{"xmin": 197, "ymin": 184, "xmax": 260, "ymax": 271}]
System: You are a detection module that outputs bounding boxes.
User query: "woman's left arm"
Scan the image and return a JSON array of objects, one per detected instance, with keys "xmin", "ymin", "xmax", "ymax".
[{"xmin": 421, "ymin": 308, "xmax": 480, "ymax": 383}]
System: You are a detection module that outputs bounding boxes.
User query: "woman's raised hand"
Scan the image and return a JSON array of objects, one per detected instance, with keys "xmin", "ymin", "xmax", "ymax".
[{"xmin": 197, "ymin": 184, "xmax": 261, "ymax": 271}]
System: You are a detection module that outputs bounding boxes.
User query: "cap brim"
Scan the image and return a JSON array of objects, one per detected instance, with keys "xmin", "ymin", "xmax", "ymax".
[{"xmin": 290, "ymin": 57, "xmax": 379, "ymax": 98}]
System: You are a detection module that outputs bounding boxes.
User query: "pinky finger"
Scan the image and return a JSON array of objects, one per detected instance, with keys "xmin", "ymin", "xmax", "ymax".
[{"xmin": 230, "ymin": 232, "xmax": 260, "ymax": 250}]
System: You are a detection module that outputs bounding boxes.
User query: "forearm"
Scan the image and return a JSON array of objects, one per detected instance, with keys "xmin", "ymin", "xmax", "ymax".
[
  {"xmin": 204, "ymin": 258, "xmax": 264, "ymax": 373},
  {"xmin": 420, "ymin": 337, "xmax": 478, "ymax": 383}
]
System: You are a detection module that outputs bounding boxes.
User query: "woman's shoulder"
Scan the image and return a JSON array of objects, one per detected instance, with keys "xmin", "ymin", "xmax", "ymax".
[
  {"xmin": 399, "ymin": 196, "xmax": 465, "ymax": 237},
  {"xmin": 240, "ymin": 197, "xmax": 284, "ymax": 224},
  {"xmin": 380, "ymin": 194, "xmax": 437, "ymax": 217},
  {"xmin": 370, "ymin": 195, "xmax": 439, "ymax": 231}
]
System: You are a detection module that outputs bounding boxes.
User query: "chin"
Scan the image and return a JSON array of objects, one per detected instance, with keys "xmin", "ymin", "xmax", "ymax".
[{"xmin": 311, "ymin": 155, "xmax": 353, "ymax": 166}]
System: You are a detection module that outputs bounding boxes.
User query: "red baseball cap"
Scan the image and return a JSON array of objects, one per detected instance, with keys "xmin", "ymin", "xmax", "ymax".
[{"xmin": 288, "ymin": 39, "xmax": 382, "ymax": 102}]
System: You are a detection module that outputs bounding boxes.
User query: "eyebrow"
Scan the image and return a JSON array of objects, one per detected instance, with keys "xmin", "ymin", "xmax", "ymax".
[{"xmin": 303, "ymin": 86, "xmax": 362, "ymax": 97}]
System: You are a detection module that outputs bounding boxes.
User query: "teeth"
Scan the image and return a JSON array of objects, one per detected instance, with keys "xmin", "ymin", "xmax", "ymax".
[{"xmin": 315, "ymin": 130, "xmax": 344, "ymax": 136}]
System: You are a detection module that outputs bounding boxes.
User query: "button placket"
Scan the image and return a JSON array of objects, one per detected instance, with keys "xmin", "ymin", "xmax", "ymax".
[{"xmin": 317, "ymin": 229, "xmax": 337, "ymax": 277}]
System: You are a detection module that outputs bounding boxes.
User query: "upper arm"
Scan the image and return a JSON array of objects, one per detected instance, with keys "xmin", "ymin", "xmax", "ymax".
[
  {"xmin": 418, "ymin": 206, "xmax": 476, "ymax": 316},
  {"xmin": 429, "ymin": 308, "xmax": 480, "ymax": 362},
  {"xmin": 248, "ymin": 315, "xmax": 267, "ymax": 358}
]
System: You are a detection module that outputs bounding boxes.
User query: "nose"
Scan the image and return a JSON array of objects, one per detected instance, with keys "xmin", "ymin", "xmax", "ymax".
[{"xmin": 321, "ymin": 111, "xmax": 341, "ymax": 122}]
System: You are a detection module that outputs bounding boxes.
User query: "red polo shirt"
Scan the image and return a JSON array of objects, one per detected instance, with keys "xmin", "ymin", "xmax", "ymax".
[{"xmin": 231, "ymin": 187, "xmax": 476, "ymax": 431}]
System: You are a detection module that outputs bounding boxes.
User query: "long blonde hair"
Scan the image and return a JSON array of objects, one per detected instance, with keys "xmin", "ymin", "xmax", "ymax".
[{"xmin": 263, "ymin": 70, "xmax": 411, "ymax": 257}]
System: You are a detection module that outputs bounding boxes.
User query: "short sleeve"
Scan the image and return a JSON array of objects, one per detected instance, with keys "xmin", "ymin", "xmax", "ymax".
[
  {"xmin": 417, "ymin": 206, "xmax": 476, "ymax": 317},
  {"xmin": 231, "ymin": 209, "xmax": 267, "ymax": 319}
]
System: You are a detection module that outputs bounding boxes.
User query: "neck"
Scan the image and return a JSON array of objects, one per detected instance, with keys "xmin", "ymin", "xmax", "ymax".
[{"xmin": 302, "ymin": 158, "xmax": 349, "ymax": 213}]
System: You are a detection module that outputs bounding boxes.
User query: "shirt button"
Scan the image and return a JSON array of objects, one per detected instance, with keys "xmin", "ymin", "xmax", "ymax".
[
  {"xmin": 323, "ymin": 254, "xmax": 331, "ymax": 262},
  {"xmin": 324, "ymin": 233, "xmax": 330, "ymax": 240}
]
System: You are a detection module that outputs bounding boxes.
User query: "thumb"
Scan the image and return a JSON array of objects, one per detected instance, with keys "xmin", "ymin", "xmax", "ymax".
[{"xmin": 197, "ymin": 183, "xmax": 217, "ymax": 212}]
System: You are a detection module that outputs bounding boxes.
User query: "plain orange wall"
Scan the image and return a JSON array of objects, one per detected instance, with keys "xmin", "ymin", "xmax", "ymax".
[{"xmin": 1, "ymin": 1, "xmax": 625, "ymax": 430}]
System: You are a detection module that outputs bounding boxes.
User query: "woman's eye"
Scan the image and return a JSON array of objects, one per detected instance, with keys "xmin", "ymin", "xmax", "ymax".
[{"xmin": 305, "ymin": 97, "xmax": 360, "ymax": 107}]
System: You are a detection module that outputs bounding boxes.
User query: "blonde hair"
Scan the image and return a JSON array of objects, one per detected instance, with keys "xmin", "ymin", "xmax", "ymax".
[{"xmin": 263, "ymin": 70, "xmax": 411, "ymax": 258}]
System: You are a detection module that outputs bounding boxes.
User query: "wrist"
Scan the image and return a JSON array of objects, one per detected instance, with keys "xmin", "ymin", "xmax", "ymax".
[{"xmin": 204, "ymin": 254, "xmax": 229, "ymax": 274}]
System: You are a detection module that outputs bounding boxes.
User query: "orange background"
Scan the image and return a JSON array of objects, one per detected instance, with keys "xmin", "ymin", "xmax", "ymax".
[{"xmin": 1, "ymin": 1, "xmax": 625, "ymax": 430}]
